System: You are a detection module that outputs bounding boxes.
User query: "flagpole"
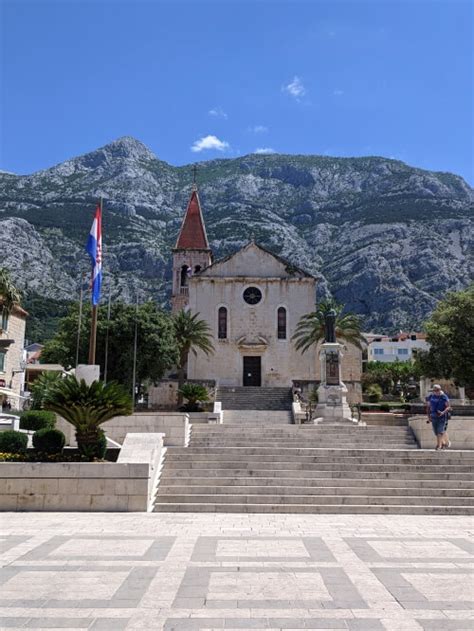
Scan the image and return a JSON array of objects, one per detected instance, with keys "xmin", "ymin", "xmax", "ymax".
[
  {"xmin": 75, "ymin": 272, "xmax": 85, "ymax": 368},
  {"xmin": 131, "ymin": 293, "xmax": 139, "ymax": 409},
  {"xmin": 103, "ymin": 282, "xmax": 112, "ymax": 384},
  {"xmin": 88, "ymin": 197, "xmax": 102, "ymax": 365}
]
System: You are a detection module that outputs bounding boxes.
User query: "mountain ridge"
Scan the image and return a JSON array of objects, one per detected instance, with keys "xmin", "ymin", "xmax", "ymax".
[{"xmin": 1, "ymin": 136, "xmax": 472, "ymax": 336}]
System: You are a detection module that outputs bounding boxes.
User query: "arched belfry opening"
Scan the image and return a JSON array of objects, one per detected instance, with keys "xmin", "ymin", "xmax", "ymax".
[{"xmin": 180, "ymin": 265, "xmax": 189, "ymax": 287}]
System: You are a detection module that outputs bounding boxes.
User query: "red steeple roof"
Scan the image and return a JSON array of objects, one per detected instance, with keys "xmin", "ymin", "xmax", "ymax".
[{"xmin": 175, "ymin": 188, "xmax": 210, "ymax": 250}]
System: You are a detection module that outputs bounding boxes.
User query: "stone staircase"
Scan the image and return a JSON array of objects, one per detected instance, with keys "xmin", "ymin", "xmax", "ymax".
[
  {"xmin": 153, "ymin": 423, "xmax": 474, "ymax": 514},
  {"xmin": 223, "ymin": 410, "xmax": 292, "ymax": 426},
  {"xmin": 217, "ymin": 386, "xmax": 293, "ymax": 410}
]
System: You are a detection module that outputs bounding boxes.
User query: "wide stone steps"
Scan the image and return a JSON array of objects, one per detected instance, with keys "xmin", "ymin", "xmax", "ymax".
[
  {"xmin": 165, "ymin": 447, "xmax": 472, "ymax": 463},
  {"xmin": 157, "ymin": 476, "xmax": 474, "ymax": 489},
  {"xmin": 160, "ymin": 468, "xmax": 473, "ymax": 481},
  {"xmin": 163, "ymin": 461, "xmax": 473, "ymax": 474},
  {"xmin": 153, "ymin": 418, "xmax": 474, "ymax": 514},
  {"xmin": 158, "ymin": 484, "xmax": 473, "ymax": 498},
  {"xmin": 217, "ymin": 386, "xmax": 293, "ymax": 411},
  {"xmin": 155, "ymin": 493, "xmax": 473, "ymax": 506},
  {"xmin": 191, "ymin": 441, "xmax": 419, "ymax": 449},
  {"xmin": 222, "ymin": 410, "xmax": 292, "ymax": 425},
  {"xmin": 153, "ymin": 503, "xmax": 472, "ymax": 515}
]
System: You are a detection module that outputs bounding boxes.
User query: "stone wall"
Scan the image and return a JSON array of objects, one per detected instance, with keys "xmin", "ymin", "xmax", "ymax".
[
  {"xmin": 409, "ymin": 416, "xmax": 474, "ymax": 450},
  {"xmin": 148, "ymin": 379, "xmax": 216, "ymax": 410},
  {"xmin": 0, "ymin": 433, "xmax": 164, "ymax": 512},
  {"xmin": 56, "ymin": 413, "xmax": 189, "ymax": 447},
  {"xmin": 106, "ymin": 413, "xmax": 189, "ymax": 447}
]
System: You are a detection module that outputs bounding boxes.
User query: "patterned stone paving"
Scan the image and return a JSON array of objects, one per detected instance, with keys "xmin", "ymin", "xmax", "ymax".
[{"xmin": 0, "ymin": 514, "xmax": 472, "ymax": 630}]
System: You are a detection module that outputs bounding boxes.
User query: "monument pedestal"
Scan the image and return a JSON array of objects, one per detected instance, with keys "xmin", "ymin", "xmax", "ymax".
[{"xmin": 313, "ymin": 342, "xmax": 359, "ymax": 424}]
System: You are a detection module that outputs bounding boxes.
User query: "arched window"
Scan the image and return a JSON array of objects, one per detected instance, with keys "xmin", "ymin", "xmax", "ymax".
[
  {"xmin": 180, "ymin": 264, "xmax": 189, "ymax": 287},
  {"xmin": 277, "ymin": 307, "xmax": 287, "ymax": 339},
  {"xmin": 218, "ymin": 306, "xmax": 228, "ymax": 339}
]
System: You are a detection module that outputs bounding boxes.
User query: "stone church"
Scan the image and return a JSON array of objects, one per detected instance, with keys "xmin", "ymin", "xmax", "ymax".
[
  {"xmin": 171, "ymin": 186, "xmax": 317, "ymax": 387},
  {"xmin": 169, "ymin": 186, "xmax": 363, "ymax": 400}
]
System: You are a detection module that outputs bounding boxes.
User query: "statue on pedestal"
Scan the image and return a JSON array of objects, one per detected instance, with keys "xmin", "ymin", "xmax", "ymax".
[{"xmin": 312, "ymin": 309, "xmax": 360, "ymax": 425}]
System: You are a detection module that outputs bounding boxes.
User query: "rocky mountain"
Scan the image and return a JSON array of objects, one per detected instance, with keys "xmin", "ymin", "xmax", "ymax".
[{"xmin": 0, "ymin": 136, "xmax": 472, "ymax": 336}]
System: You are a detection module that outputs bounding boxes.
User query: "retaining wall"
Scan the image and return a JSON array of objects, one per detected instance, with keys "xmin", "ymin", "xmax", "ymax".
[
  {"xmin": 409, "ymin": 416, "xmax": 474, "ymax": 449},
  {"xmin": 56, "ymin": 412, "xmax": 189, "ymax": 447},
  {"xmin": 0, "ymin": 433, "xmax": 164, "ymax": 512}
]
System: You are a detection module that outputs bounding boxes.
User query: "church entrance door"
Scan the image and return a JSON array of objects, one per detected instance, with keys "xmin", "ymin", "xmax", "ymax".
[{"xmin": 243, "ymin": 356, "xmax": 261, "ymax": 386}]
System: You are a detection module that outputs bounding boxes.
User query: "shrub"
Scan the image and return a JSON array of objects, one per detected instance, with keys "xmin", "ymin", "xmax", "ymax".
[
  {"xmin": 366, "ymin": 384, "xmax": 383, "ymax": 403},
  {"xmin": 0, "ymin": 430, "xmax": 28, "ymax": 454},
  {"xmin": 178, "ymin": 383, "xmax": 209, "ymax": 412},
  {"xmin": 33, "ymin": 428, "xmax": 65, "ymax": 454},
  {"xmin": 20, "ymin": 410, "xmax": 56, "ymax": 432},
  {"xmin": 379, "ymin": 403, "xmax": 390, "ymax": 412},
  {"xmin": 43, "ymin": 376, "xmax": 132, "ymax": 461}
]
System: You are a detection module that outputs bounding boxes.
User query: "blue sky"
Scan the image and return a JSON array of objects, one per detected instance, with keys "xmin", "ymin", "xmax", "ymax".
[{"xmin": 1, "ymin": 0, "xmax": 472, "ymax": 183}]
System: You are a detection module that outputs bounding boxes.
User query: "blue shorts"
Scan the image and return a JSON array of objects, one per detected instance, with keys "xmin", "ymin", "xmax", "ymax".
[{"xmin": 431, "ymin": 417, "xmax": 448, "ymax": 436}]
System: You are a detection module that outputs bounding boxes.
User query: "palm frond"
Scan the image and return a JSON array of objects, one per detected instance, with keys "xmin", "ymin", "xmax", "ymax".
[{"xmin": 293, "ymin": 301, "xmax": 365, "ymax": 353}]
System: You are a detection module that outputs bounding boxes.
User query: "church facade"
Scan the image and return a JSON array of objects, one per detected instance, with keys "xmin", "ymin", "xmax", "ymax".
[{"xmin": 171, "ymin": 187, "xmax": 317, "ymax": 387}]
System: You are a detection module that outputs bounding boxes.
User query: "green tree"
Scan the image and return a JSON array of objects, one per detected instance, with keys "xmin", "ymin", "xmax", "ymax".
[
  {"xmin": 363, "ymin": 360, "xmax": 421, "ymax": 399},
  {"xmin": 43, "ymin": 376, "xmax": 132, "ymax": 460},
  {"xmin": 172, "ymin": 310, "xmax": 214, "ymax": 403},
  {"xmin": 414, "ymin": 285, "xmax": 474, "ymax": 388},
  {"xmin": 292, "ymin": 299, "xmax": 365, "ymax": 354},
  {"xmin": 41, "ymin": 301, "xmax": 179, "ymax": 390},
  {"xmin": 0, "ymin": 268, "xmax": 21, "ymax": 313}
]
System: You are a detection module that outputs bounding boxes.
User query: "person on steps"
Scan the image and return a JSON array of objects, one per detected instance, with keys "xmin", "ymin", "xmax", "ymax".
[{"xmin": 426, "ymin": 384, "xmax": 451, "ymax": 451}]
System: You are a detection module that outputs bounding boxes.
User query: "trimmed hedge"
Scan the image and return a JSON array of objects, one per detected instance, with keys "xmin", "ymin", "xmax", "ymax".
[
  {"xmin": 0, "ymin": 430, "xmax": 28, "ymax": 454},
  {"xmin": 20, "ymin": 410, "xmax": 56, "ymax": 431},
  {"xmin": 33, "ymin": 428, "xmax": 65, "ymax": 454}
]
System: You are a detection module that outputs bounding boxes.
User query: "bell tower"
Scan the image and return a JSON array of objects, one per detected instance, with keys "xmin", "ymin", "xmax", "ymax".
[{"xmin": 171, "ymin": 184, "xmax": 212, "ymax": 313}]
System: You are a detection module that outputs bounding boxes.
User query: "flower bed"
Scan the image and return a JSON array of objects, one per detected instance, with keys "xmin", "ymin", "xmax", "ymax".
[{"xmin": 0, "ymin": 448, "xmax": 120, "ymax": 463}]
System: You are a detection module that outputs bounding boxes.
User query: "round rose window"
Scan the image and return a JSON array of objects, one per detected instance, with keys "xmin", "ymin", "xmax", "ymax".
[{"xmin": 243, "ymin": 286, "xmax": 262, "ymax": 305}]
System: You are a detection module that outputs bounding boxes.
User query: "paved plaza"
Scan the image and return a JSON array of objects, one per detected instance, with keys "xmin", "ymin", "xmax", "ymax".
[{"xmin": 0, "ymin": 513, "xmax": 473, "ymax": 630}]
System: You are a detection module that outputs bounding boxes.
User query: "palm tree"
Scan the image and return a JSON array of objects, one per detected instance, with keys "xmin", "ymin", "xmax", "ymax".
[
  {"xmin": 43, "ymin": 376, "xmax": 132, "ymax": 460},
  {"xmin": 0, "ymin": 268, "xmax": 21, "ymax": 313},
  {"xmin": 30, "ymin": 371, "xmax": 63, "ymax": 410},
  {"xmin": 173, "ymin": 310, "xmax": 214, "ymax": 404},
  {"xmin": 292, "ymin": 299, "xmax": 365, "ymax": 354}
]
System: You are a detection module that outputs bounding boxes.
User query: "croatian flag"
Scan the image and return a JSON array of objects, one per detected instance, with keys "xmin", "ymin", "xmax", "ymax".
[{"xmin": 86, "ymin": 203, "xmax": 102, "ymax": 305}]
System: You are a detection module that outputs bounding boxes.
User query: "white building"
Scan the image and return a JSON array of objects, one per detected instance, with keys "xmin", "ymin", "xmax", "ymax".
[
  {"xmin": 171, "ymin": 187, "xmax": 317, "ymax": 387},
  {"xmin": 366, "ymin": 332, "xmax": 429, "ymax": 363}
]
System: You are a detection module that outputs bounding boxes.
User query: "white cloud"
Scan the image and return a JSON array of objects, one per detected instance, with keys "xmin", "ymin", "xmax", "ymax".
[
  {"xmin": 250, "ymin": 125, "xmax": 268, "ymax": 133},
  {"xmin": 282, "ymin": 76, "xmax": 306, "ymax": 100},
  {"xmin": 254, "ymin": 147, "xmax": 276, "ymax": 154},
  {"xmin": 208, "ymin": 107, "xmax": 228, "ymax": 119},
  {"xmin": 191, "ymin": 135, "xmax": 230, "ymax": 153},
  {"xmin": 333, "ymin": 89, "xmax": 344, "ymax": 96}
]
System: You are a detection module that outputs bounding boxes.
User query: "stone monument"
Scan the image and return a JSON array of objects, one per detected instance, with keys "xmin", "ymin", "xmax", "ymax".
[{"xmin": 313, "ymin": 310, "xmax": 359, "ymax": 424}]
